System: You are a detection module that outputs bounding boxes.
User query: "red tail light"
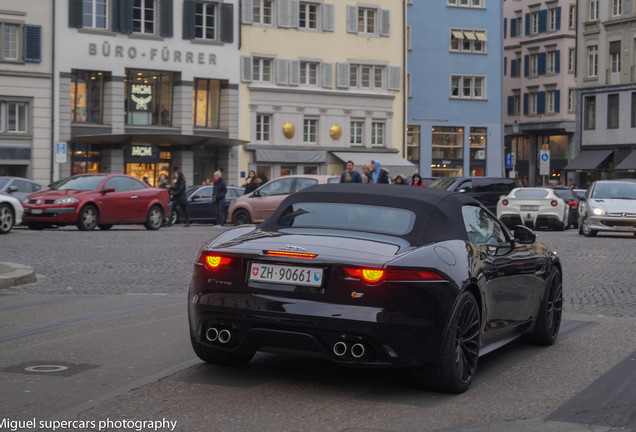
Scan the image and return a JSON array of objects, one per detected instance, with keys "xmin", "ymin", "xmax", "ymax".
[
  {"xmin": 343, "ymin": 267, "xmax": 446, "ymax": 284},
  {"xmin": 265, "ymin": 250, "xmax": 317, "ymax": 259},
  {"xmin": 551, "ymin": 200, "xmax": 558, "ymax": 207},
  {"xmin": 201, "ymin": 254, "xmax": 232, "ymax": 270},
  {"xmin": 502, "ymin": 199, "xmax": 509, "ymax": 206}
]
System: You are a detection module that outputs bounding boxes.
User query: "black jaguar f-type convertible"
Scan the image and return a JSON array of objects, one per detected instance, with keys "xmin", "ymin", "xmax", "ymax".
[{"xmin": 188, "ymin": 184, "xmax": 563, "ymax": 393}]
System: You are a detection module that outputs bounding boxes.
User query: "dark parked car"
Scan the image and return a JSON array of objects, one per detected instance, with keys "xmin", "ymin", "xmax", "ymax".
[
  {"xmin": 170, "ymin": 185, "xmax": 245, "ymax": 225},
  {"xmin": 0, "ymin": 176, "xmax": 46, "ymax": 202},
  {"xmin": 428, "ymin": 177, "xmax": 515, "ymax": 214},
  {"xmin": 188, "ymin": 184, "xmax": 563, "ymax": 393},
  {"xmin": 22, "ymin": 174, "xmax": 170, "ymax": 231},
  {"xmin": 546, "ymin": 186, "xmax": 579, "ymax": 228}
]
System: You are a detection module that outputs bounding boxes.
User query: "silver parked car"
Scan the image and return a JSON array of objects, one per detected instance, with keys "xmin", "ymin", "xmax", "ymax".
[
  {"xmin": 0, "ymin": 176, "xmax": 46, "ymax": 202},
  {"xmin": 578, "ymin": 180, "xmax": 636, "ymax": 237}
]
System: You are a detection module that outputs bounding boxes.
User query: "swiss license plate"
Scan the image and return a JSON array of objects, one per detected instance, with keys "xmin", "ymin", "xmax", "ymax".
[
  {"xmin": 249, "ymin": 262, "xmax": 323, "ymax": 287},
  {"xmin": 520, "ymin": 205, "xmax": 539, "ymax": 211},
  {"xmin": 31, "ymin": 209, "xmax": 43, "ymax": 214}
]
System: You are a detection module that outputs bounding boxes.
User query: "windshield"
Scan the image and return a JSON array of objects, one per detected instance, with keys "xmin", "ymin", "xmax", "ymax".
[
  {"xmin": 513, "ymin": 188, "xmax": 550, "ymax": 198},
  {"xmin": 55, "ymin": 176, "xmax": 104, "ymax": 191},
  {"xmin": 0, "ymin": 179, "xmax": 8, "ymax": 189},
  {"xmin": 277, "ymin": 202, "xmax": 416, "ymax": 236},
  {"xmin": 428, "ymin": 178, "xmax": 458, "ymax": 190},
  {"xmin": 591, "ymin": 182, "xmax": 636, "ymax": 199}
]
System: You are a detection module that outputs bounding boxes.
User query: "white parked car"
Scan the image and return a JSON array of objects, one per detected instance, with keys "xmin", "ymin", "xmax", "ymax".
[
  {"xmin": 0, "ymin": 194, "xmax": 24, "ymax": 234},
  {"xmin": 578, "ymin": 180, "xmax": 636, "ymax": 237},
  {"xmin": 497, "ymin": 188, "xmax": 569, "ymax": 231}
]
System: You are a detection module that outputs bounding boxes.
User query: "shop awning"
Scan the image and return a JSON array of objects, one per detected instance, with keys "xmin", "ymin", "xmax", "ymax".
[
  {"xmin": 615, "ymin": 150, "xmax": 636, "ymax": 171},
  {"xmin": 254, "ymin": 149, "xmax": 326, "ymax": 163},
  {"xmin": 332, "ymin": 152, "xmax": 416, "ymax": 177},
  {"xmin": 563, "ymin": 150, "xmax": 613, "ymax": 171},
  {"xmin": 69, "ymin": 134, "xmax": 247, "ymax": 148}
]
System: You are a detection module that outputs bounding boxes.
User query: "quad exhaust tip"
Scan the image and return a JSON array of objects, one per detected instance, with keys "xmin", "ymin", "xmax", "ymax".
[
  {"xmin": 218, "ymin": 329, "xmax": 232, "ymax": 344},
  {"xmin": 333, "ymin": 341, "xmax": 348, "ymax": 357},
  {"xmin": 205, "ymin": 327, "xmax": 219, "ymax": 342},
  {"xmin": 351, "ymin": 343, "xmax": 365, "ymax": 358},
  {"xmin": 332, "ymin": 340, "xmax": 367, "ymax": 359}
]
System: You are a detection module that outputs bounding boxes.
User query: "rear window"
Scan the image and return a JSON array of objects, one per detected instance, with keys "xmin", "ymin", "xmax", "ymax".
[
  {"xmin": 55, "ymin": 176, "xmax": 104, "ymax": 191},
  {"xmin": 276, "ymin": 202, "xmax": 416, "ymax": 236},
  {"xmin": 513, "ymin": 189, "xmax": 550, "ymax": 198},
  {"xmin": 552, "ymin": 189, "xmax": 573, "ymax": 201}
]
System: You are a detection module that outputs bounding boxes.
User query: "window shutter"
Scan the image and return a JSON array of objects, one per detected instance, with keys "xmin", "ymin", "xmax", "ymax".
[
  {"xmin": 241, "ymin": 0, "xmax": 253, "ymax": 24},
  {"xmin": 69, "ymin": 0, "xmax": 83, "ymax": 28},
  {"xmin": 182, "ymin": 0, "xmax": 196, "ymax": 39},
  {"xmin": 221, "ymin": 3, "xmax": 234, "ymax": 43},
  {"xmin": 507, "ymin": 96, "xmax": 514, "ymax": 115},
  {"xmin": 290, "ymin": 0, "xmax": 299, "ymax": 28},
  {"xmin": 321, "ymin": 62, "xmax": 333, "ymax": 88},
  {"xmin": 23, "ymin": 25, "xmax": 42, "ymax": 62},
  {"xmin": 159, "ymin": 0, "xmax": 173, "ymax": 37},
  {"xmin": 555, "ymin": 50, "xmax": 561, "ymax": 73},
  {"xmin": 523, "ymin": 93, "xmax": 528, "ymax": 115},
  {"xmin": 388, "ymin": 66, "xmax": 401, "ymax": 91},
  {"xmin": 556, "ymin": 7, "xmax": 561, "ymax": 30},
  {"xmin": 276, "ymin": 59, "xmax": 289, "ymax": 85},
  {"xmin": 278, "ymin": 0, "xmax": 298, "ymax": 28},
  {"xmin": 504, "ymin": 57, "xmax": 507, "ymax": 76},
  {"xmin": 346, "ymin": 5, "xmax": 357, "ymax": 33},
  {"xmin": 511, "ymin": 59, "xmax": 517, "ymax": 77},
  {"xmin": 241, "ymin": 56, "xmax": 253, "ymax": 82},
  {"xmin": 289, "ymin": 60, "xmax": 300, "ymax": 85},
  {"xmin": 379, "ymin": 9, "xmax": 390, "ymax": 36},
  {"xmin": 336, "ymin": 63, "xmax": 350, "ymax": 88},
  {"xmin": 538, "ymin": 91, "xmax": 546, "ymax": 114},
  {"xmin": 503, "ymin": 18, "xmax": 507, "ymax": 38},
  {"xmin": 538, "ymin": 52, "xmax": 546, "ymax": 75},
  {"xmin": 525, "ymin": 13, "xmax": 530, "ymax": 35},
  {"xmin": 113, "ymin": 0, "xmax": 133, "ymax": 33},
  {"xmin": 554, "ymin": 90, "xmax": 560, "ymax": 113},
  {"xmin": 510, "ymin": 18, "xmax": 516, "ymax": 37},
  {"xmin": 524, "ymin": 55, "xmax": 529, "ymax": 77},
  {"xmin": 539, "ymin": 10, "xmax": 547, "ymax": 33},
  {"xmin": 322, "ymin": 4, "xmax": 335, "ymax": 32}
]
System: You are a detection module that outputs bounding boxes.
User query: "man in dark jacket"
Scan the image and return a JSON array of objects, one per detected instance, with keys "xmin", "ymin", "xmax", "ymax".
[
  {"xmin": 213, "ymin": 170, "xmax": 227, "ymax": 226},
  {"xmin": 339, "ymin": 160, "xmax": 362, "ymax": 183},
  {"xmin": 172, "ymin": 170, "xmax": 189, "ymax": 227}
]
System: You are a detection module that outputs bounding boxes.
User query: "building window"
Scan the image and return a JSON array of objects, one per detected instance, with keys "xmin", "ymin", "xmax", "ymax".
[
  {"xmin": 568, "ymin": 5, "xmax": 576, "ymax": 28},
  {"xmin": 299, "ymin": 2, "xmax": 318, "ymax": 29},
  {"xmin": 450, "ymin": 29, "xmax": 487, "ymax": 53},
  {"xmin": 350, "ymin": 120, "xmax": 363, "ymax": 146},
  {"xmin": 451, "ymin": 75, "xmax": 485, "ymax": 100},
  {"xmin": 71, "ymin": 70, "xmax": 104, "ymax": 123},
  {"xmin": 547, "ymin": 51, "xmax": 556, "ymax": 74},
  {"xmin": 568, "ymin": 88, "xmax": 575, "ymax": 112},
  {"xmin": 547, "ymin": 89, "xmax": 556, "ymax": 113},
  {"xmin": 252, "ymin": 0, "xmax": 272, "ymax": 25},
  {"xmin": 406, "ymin": 125, "xmax": 420, "ymax": 164},
  {"xmin": 447, "ymin": 0, "xmax": 482, "ymax": 8},
  {"xmin": 512, "ymin": 93, "xmax": 521, "ymax": 115},
  {"xmin": 195, "ymin": 2, "xmax": 217, "ymax": 40},
  {"xmin": 82, "ymin": 0, "xmax": 108, "ymax": 29},
  {"xmin": 133, "ymin": 0, "xmax": 155, "ymax": 34},
  {"xmin": 610, "ymin": 41, "xmax": 621, "ymax": 73},
  {"xmin": 193, "ymin": 78, "xmax": 220, "ymax": 128},
  {"xmin": 303, "ymin": 118, "xmax": 317, "ymax": 143},
  {"xmin": 125, "ymin": 69, "xmax": 174, "ymax": 126},
  {"xmin": 349, "ymin": 64, "xmax": 385, "ymax": 89},
  {"xmin": 548, "ymin": 8, "xmax": 558, "ymax": 31},
  {"xmin": 300, "ymin": 61, "xmax": 318, "ymax": 85},
  {"xmin": 612, "ymin": 0, "xmax": 622, "ymax": 17},
  {"xmin": 529, "ymin": 92, "xmax": 538, "ymax": 115},
  {"xmin": 531, "ymin": 11, "xmax": 539, "ymax": 34},
  {"xmin": 589, "ymin": 0, "xmax": 598, "ymax": 21},
  {"xmin": 529, "ymin": 53, "xmax": 539, "ymax": 76},
  {"xmin": 252, "ymin": 57, "xmax": 272, "ymax": 82},
  {"xmin": 255, "ymin": 114, "xmax": 270, "ymax": 142},
  {"xmin": 0, "ymin": 100, "xmax": 28, "ymax": 133},
  {"xmin": 432, "ymin": 126, "xmax": 464, "ymax": 177},
  {"xmin": 584, "ymin": 95, "xmax": 596, "ymax": 130},
  {"xmin": 469, "ymin": 127, "xmax": 487, "ymax": 161},
  {"xmin": 1, "ymin": 23, "xmax": 19, "ymax": 61},
  {"xmin": 587, "ymin": 45, "xmax": 598, "ymax": 78},
  {"xmin": 608, "ymin": 94, "xmax": 619, "ymax": 129},
  {"xmin": 358, "ymin": 7, "xmax": 376, "ymax": 34},
  {"xmin": 568, "ymin": 48, "xmax": 575, "ymax": 73},
  {"xmin": 371, "ymin": 122, "xmax": 384, "ymax": 146}
]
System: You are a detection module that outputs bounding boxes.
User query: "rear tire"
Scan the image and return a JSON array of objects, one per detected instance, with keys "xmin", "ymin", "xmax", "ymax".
[
  {"xmin": 232, "ymin": 209, "xmax": 251, "ymax": 225},
  {"xmin": 98, "ymin": 224, "xmax": 113, "ymax": 230},
  {"xmin": 190, "ymin": 338, "xmax": 254, "ymax": 366},
  {"xmin": 413, "ymin": 291, "xmax": 481, "ymax": 393},
  {"xmin": 144, "ymin": 205, "xmax": 163, "ymax": 230},
  {"xmin": 76, "ymin": 205, "xmax": 98, "ymax": 231},
  {"xmin": 523, "ymin": 268, "xmax": 562, "ymax": 346},
  {"xmin": 0, "ymin": 203, "xmax": 14, "ymax": 234}
]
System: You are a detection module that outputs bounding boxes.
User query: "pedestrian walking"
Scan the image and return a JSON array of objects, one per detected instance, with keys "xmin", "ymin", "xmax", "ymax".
[
  {"xmin": 142, "ymin": 176, "xmax": 151, "ymax": 186},
  {"xmin": 244, "ymin": 170, "xmax": 262, "ymax": 194},
  {"xmin": 157, "ymin": 173, "xmax": 171, "ymax": 190},
  {"xmin": 172, "ymin": 170, "xmax": 189, "ymax": 227},
  {"xmin": 369, "ymin": 160, "xmax": 389, "ymax": 184},
  {"xmin": 411, "ymin": 173, "xmax": 425, "ymax": 187},
  {"xmin": 361, "ymin": 164, "xmax": 371, "ymax": 183},
  {"xmin": 213, "ymin": 170, "xmax": 227, "ymax": 226},
  {"xmin": 339, "ymin": 160, "xmax": 362, "ymax": 183}
]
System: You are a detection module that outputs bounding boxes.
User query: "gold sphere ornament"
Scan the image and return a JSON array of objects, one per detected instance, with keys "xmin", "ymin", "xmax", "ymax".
[
  {"xmin": 329, "ymin": 124, "xmax": 342, "ymax": 140},
  {"xmin": 283, "ymin": 122, "xmax": 295, "ymax": 139}
]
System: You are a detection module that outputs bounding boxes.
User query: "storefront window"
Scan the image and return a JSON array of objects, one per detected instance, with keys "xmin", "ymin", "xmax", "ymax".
[
  {"xmin": 407, "ymin": 126, "xmax": 420, "ymax": 166},
  {"xmin": 193, "ymin": 78, "xmax": 220, "ymax": 128},
  {"xmin": 432, "ymin": 126, "xmax": 463, "ymax": 177},
  {"xmin": 71, "ymin": 143, "xmax": 101, "ymax": 175},
  {"xmin": 125, "ymin": 70, "xmax": 174, "ymax": 126},
  {"xmin": 71, "ymin": 70, "xmax": 104, "ymax": 123},
  {"xmin": 124, "ymin": 146, "xmax": 171, "ymax": 186},
  {"xmin": 469, "ymin": 127, "xmax": 486, "ymax": 176}
]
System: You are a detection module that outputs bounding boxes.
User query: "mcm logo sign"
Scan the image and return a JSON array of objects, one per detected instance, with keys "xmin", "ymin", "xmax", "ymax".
[{"xmin": 130, "ymin": 84, "xmax": 152, "ymax": 111}]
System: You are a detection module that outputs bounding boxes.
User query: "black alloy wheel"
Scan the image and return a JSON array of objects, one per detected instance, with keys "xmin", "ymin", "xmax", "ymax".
[
  {"xmin": 76, "ymin": 205, "xmax": 99, "ymax": 231},
  {"xmin": 232, "ymin": 209, "xmax": 251, "ymax": 225},
  {"xmin": 523, "ymin": 268, "xmax": 563, "ymax": 346},
  {"xmin": 414, "ymin": 291, "xmax": 481, "ymax": 393},
  {"xmin": 144, "ymin": 205, "xmax": 163, "ymax": 230}
]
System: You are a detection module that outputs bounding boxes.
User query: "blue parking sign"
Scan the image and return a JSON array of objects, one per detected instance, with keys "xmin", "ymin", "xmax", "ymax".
[{"xmin": 505, "ymin": 153, "xmax": 512, "ymax": 169}]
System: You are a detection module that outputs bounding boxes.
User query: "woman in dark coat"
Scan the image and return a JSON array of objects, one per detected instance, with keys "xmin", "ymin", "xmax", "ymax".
[{"xmin": 172, "ymin": 170, "xmax": 189, "ymax": 227}]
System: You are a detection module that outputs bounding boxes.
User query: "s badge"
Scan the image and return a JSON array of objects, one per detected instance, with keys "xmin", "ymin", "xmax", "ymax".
[{"xmin": 351, "ymin": 292, "xmax": 364, "ymax": 299}]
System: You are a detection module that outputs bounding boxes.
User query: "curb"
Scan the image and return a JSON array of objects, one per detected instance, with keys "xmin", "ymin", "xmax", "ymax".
[{"xmin": 0, "ymin": 262, "xmax": 37, "ymax": 289}]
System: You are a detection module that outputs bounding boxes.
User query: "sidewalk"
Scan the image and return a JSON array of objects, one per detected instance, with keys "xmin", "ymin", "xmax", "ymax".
[{"xmin": 0, "ymin": 262, "xmax": 36, "ymax": 289}]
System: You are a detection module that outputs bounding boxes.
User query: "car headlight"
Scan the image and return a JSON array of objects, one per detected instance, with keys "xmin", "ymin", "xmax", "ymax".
[
  {"xmin": 54, "ymin": 197, "xmax": 80, "ymax": 204},
  {"xmin": 592, "ymin": 207, "xmax": 606, "ymax": 216}
]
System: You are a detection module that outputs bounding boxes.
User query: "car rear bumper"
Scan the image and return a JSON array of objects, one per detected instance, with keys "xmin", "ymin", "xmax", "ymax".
[{"xmin": 499, "ymin": 211, "xmax": 563, "ymax": 229}]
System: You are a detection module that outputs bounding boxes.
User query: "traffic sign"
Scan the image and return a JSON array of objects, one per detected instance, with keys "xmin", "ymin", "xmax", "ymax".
[
  {"xmin": 539, "ymin": 149, "xmax": 550, "ymax": 176},
  {"xmin": 55, "ymin": 142, "xmax": 67, "ymax": 164}
]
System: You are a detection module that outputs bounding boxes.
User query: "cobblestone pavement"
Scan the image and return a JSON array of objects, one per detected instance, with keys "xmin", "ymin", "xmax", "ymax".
[{"xmin": 2, "ymin": 224, "xmax": 635, "ymax": 317}]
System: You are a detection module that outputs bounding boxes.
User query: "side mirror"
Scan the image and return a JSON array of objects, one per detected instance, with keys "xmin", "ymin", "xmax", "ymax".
[
  {"xmin": 458, "ymin": 188, "xmax": 467, "ymax": 193},
  {"xmin": 513, "ymin": 225, "xmax": 536, "ymax": 244},
  {"xmin": 8, "ymin": 185, "xmax": 18, "ymax": 193},
  {"xmin": 252, "ymin": 190, "xmax": 261, "ymax": 197},
  {"xmin": 102, "ymin": 187, "xmax": 116, "ymax": 194}
]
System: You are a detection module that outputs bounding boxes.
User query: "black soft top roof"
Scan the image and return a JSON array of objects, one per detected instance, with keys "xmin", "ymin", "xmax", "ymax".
[{"xmin": 260, "ymin": 183, "xmax": 483, "ymax": 245}]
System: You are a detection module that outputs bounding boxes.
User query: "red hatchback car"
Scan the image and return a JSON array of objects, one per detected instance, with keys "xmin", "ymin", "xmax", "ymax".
[{"xmin": 22, "ymin": 174, "xmax": 170, "ymax": 231}]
